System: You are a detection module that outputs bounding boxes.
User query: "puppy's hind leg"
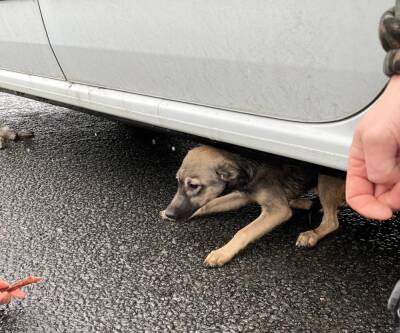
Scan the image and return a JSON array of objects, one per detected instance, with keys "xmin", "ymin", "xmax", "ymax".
[
  {"xmin": 190, "ymin": 191, "xmax": 252, "ymax": 220},
  {"xmin": 296, "ymin": 175, "xmax": 345, "ymax": 248}
]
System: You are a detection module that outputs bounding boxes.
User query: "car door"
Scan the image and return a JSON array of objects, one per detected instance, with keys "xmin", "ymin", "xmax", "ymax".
[
  {"xmin": 0, "ymin": 0, "xmax": 64, "ymax": 80},
  {"xmin": 38, "ymin": 0, "xmax": 391, "ymax": 122}
]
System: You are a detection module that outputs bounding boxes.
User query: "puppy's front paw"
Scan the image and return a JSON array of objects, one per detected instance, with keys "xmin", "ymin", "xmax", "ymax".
[
  {"xmin": 160, "ymin": 210, "xmax": 168, "ymax": 220},
  {"xmin": 159, "ymin": 210, "xmax": 175, "ymax": 222},
  {"xmin": 204, "ymin": 248, "xmax": 234, "ymax": 267},
  {"xmin": 296, "ymin": 230, "xmax": 319, "ymax": 248}
]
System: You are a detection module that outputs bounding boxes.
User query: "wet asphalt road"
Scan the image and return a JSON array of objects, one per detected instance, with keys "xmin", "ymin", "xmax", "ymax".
[{"xmin": 0, "ymin": 91, "xmax": 400, "ymax": 332}]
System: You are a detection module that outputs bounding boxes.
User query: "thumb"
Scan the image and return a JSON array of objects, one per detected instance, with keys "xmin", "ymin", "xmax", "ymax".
[{"xmin": 362, "ymin": 130, "xmax": 400, "ymax": 184}]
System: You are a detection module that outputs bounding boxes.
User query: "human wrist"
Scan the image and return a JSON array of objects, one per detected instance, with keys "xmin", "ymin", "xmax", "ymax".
[
  {"xmin": 386, "ymin": 75, "xmax": 400, "ymax": 94},
  {"xmin": 378, "ymin": 75, "xmax": 400, "ymax": 120}
]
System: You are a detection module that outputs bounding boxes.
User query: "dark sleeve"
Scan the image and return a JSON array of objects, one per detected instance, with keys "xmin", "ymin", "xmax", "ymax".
[{"xmin": 379, "ymin": 7, "xmax": 400, "ymax": 75}]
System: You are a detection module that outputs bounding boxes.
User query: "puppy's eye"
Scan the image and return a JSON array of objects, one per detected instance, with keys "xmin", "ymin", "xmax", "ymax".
[{"xmin": 188, "ymin": 183, "xmax": 200, "ymax": 190}]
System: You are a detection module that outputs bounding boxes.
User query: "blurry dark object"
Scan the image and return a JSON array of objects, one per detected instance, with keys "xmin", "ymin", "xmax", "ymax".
[{"xmin": 0, "ymin": 126, "xmax": 34, "ymax": 149}]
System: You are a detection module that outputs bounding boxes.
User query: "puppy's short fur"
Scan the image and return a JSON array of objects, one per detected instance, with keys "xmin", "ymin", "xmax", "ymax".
[
  {"xmin": 161, "ymin": 145, "xmax": 345, "ymax": 267},
  {"xmin": 0, "ymin": 126, "xmax": 33, "ymax": 149}
]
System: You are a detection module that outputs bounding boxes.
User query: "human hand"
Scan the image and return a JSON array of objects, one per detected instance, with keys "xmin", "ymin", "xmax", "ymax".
[
  {"xmin": 0, "ymin": 276, "xmax": 42, "ymax": 305},
  {"xmin": 346, "ymin": 76, "xmax": 400, "ymax": 220}
]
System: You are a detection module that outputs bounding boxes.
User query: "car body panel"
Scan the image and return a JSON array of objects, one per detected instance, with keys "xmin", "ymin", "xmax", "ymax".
[
  {"xmin": 38, "ymin": 0, "xmax": 390, "ymax": 122},
  {"xmin": 0, "ymin": 0, "xmax": 64, "ymax": 80},
  {"xmin": 0, "ymin": 69, "xmax": 360, "ymax": 170},
  {"xmin": 0, "ymin": 1, "xmax": 391, "ymax": 170}
]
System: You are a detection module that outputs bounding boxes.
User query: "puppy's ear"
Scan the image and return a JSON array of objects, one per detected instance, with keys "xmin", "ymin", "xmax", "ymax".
[{"xmin": 216, "ymin": 162, "xmax": 240, "ymax": 182}]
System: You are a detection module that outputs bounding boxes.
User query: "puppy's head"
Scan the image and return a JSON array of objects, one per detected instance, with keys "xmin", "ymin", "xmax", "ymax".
[{"xmin": 161, "ymin": 146, "xmax": 240, "ymax": 221}]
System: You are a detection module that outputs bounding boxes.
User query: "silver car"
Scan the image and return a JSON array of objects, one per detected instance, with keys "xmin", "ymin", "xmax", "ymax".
[{"xmin": 0, "ymin": 1, "xmax": 392, "ymax": 170}]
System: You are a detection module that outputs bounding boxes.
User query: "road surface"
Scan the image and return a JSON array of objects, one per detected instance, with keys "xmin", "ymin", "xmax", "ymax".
[{"xmin": 0, "ymin": 92, "xmax": 399, "ymax": 332}]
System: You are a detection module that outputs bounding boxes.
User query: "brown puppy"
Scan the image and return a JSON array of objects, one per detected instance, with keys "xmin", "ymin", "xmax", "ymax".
[
  {"xmin": 0, "ymin": 126, "xmax": 34, "ymax": 149},
  {"xmin": 161, "ymin": 145, "xmax": 345, "ymax": 267}
]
